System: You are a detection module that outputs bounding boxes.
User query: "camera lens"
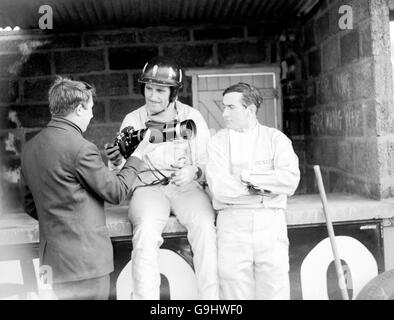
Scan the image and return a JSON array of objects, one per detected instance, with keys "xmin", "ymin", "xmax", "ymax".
[{"xmin": 114, "ymin": 120, "xmax": 197, "ymax": 159}]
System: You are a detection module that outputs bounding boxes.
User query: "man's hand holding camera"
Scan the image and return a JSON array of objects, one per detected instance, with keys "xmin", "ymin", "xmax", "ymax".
[
  {"xmin": 105, "ymin": 129, "xmax": 157, "ymax": 164},
  {"xmin": 104, "ymin": 143, "xmax": 123, "ymax": 166}
]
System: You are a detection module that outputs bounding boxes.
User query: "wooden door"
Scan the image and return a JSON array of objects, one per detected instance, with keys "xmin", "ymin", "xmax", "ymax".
[{"xmin": 186, "ymin": 66, "xmax": 282, "ymax": 134}]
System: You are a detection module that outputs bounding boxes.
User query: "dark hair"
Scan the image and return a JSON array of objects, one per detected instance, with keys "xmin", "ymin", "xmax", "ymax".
[
  {"xmin": 48, "ymin": 76, "xmax": 96, "ymax": 116},
  {"xmin": 223, "ymin": 82, "xmax": 263, "ymax": 111}
]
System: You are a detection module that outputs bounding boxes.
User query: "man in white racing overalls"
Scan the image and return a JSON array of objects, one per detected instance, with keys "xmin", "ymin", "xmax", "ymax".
[
  {"xmin": 105, "ymin": 57, "xmax": 218, "ymax": 300},
  {"xmin": 206, "ymin": 82, "xmax": 300, "ymax": 300}
]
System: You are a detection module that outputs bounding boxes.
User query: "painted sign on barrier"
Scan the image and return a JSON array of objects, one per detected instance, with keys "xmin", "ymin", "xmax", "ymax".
[{"xmin": 0, "ymin": 221, "xmax": 384, "ymax": 300}]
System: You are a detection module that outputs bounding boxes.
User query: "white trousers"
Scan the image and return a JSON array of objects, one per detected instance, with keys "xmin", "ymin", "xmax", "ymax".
[
  {"xmin": 217, "ymin": 208, "xmax": 290, "ymax": 300},
  {"xmin": 128, "ymin": 182, "xmax": 219, "ymax": 300}
]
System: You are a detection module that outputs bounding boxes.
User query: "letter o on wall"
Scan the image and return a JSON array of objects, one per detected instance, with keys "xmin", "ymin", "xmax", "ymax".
[
  {"xmin": 300, "ymin": 236, "xmax": 378, "ymax": 300},
  {"xmin": 116, "ymin": 249, "xmax": 199, "ymax": 300}
]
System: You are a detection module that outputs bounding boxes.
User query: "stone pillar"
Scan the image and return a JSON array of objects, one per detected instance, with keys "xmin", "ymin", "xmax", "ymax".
[
  {"xmin": 298, "ymin": 0, "xmax": 394, "ymax": 199},
  {"xmin": 370, "ymin": 0, "xmax": 394, "ymax": 198}
]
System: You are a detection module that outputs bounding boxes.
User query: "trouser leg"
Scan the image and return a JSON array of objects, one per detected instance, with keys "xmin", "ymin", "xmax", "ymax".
[
  {"xmin": 128, "ymin": 186, "xmax": 170, "ymax": 300},
  {"xmin": 52, "ymin": 274, "xmax": 110, "ymax": 300},
  {"xmin": 254, "ymin": 209, "xmax": 290, "ymax": 300},
  {"xmin": 171, "ymin": 184, "xmax": 219, "ymax": 300},
  {"xmin": 216, "ymin": 211, "xmax": 254, "ymax": 300}
]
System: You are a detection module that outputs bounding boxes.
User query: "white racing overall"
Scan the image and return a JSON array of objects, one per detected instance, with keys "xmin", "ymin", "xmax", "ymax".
[
  {"xmin": 206, "ymin": 123, "xmax": 300, "ymax": 299},
  {"xmin": 111, "ymin": 101, "xmax": 219, "ymax": 300}
]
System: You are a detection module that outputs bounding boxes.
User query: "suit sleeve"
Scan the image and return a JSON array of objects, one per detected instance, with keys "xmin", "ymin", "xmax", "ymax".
[
  {"xmin": 75, "ymin": 142, "xmax": 143, "ymax": 204},
  {"xmin": 246, "ymin": 134, "xmax": 300, "ymax": 196},
  {"xmin": 21, "ymin": 170, "xmax": 38, "ymax": 220},
  {"xmin": 206, "ymin": 137, "xmax": 260, "ymax": 204}
]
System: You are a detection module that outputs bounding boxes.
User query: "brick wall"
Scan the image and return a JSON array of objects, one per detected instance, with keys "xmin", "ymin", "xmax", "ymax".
[
  {"xmin": 283, "ymin": 0, "xmax": 394, "ymax": 199},
  {"xmin": 0, "ymin": 23, "xmax": 277, "ymax": 213}
]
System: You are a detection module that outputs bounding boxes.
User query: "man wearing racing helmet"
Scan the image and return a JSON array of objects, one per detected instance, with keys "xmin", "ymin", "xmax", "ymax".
[{"xmin": 104, "ymin": 56, "xmax": 219, "ymax": 300}]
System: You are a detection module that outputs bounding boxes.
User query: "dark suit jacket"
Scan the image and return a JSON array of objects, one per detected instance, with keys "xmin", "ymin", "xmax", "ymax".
[{"xmin": 21, "ymin": 117, "xmax": 142, "ymax": 283}]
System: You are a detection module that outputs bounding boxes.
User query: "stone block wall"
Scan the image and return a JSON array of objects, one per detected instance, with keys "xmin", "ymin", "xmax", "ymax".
[
  {"xmin": 283, "ymin": 0, "xmax": 394, "ymax": 199},
  {"xmin": 0, "ymin": 23, "xmax": 277, "ymax": 213},
  {"xmin": 3, "ymin": 1, "xmax": 392, "ymax": 213}
]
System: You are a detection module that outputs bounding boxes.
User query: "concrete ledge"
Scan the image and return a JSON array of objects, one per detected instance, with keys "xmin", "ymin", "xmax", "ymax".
[
  {"xmin": 105, "ymin": 204, "xmax": 187, "ymax": 238},
  {"xmin": 0, "ymin": 205, "xmax": 188, "ymax": 246},
  {"xmin": 0, "ymin": 212, "xmax": 39, "ymax": 245},
  {"xmin": 286, "ymin": 193, "xmax": 394, "ymax": 226},
  {"xmin": 1, "ymin": 193, "xmax": 393, "ymax": 245}
]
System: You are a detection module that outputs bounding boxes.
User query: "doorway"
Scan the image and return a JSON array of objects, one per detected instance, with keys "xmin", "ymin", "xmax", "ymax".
[{"xmin": 186, "ymin": 66, "xmax": 282, "ymax": 134}]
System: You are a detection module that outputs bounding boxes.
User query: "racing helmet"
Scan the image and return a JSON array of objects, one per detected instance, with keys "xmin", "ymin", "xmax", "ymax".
[{"xmin": 138, "ymin": 57, "xmax": 183, "ymax": 102}]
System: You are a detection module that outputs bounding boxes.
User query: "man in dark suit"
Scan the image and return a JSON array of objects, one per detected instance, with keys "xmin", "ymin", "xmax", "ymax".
[{"xmin": 20, "ymin": 77, "xmax": 156, "ymax": 300}]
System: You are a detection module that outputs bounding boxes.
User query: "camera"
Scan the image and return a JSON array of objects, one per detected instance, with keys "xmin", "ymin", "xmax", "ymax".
[{"xmin": 114, "ymin": 119, "xmax": 197, "ymax": 158}]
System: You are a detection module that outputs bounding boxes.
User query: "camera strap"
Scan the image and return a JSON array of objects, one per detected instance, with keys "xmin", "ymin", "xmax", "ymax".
[
  {"xmin": 146, "ymin": 155, "xmax": 169, "ymax": 179},
  {"xmin": 132, "ymin": 154, "xmax": 170, "ymax": 191},
  {"xmin": 134, "ymin": 101, "xmax": 192, "ymax": 190}
]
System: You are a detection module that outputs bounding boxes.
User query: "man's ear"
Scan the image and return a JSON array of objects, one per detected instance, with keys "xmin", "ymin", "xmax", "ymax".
[
  {"xmin": 75, "ymin": 104, "xmax": 83, "ymax": 116},
  {"xmin": 247, "ymin": 104, "xmax": 257, "ymax": 115}
]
